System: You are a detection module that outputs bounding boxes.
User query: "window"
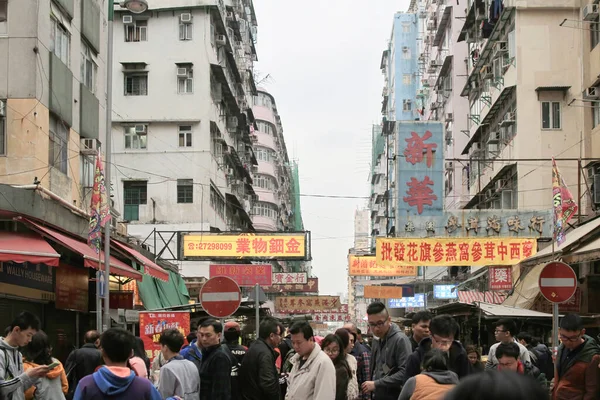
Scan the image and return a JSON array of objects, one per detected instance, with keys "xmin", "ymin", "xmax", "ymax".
[
  {"xmin": 49, "ymin": 115, "xmax": 69, "ymax": 174},
  {"xmin": 0, "ymin": 101, "xmax": 5, "ymax": 155},
  {"xmin": 80, "ymin": 154, "xmax": 94, "ymax": 188},
  {"xmin": 125, "ymin": 19, "xmax": 147, "ymax": 42},
  {"xmin": 255, "ymin": 147, "xmax": 273, "ymax": 162},
  {"xmin": 252, "ymin": 201, "xmax": 279, "ymax": 219},
  {"xmin": 177, "ymin": 179, "xmax": 193, "ymax": 203},
  {"xmin": 403, "ymin": 47, "xmax": 411, "ymax": 59},
  {"xmin": 178, "ymin": 125, "xmax": 192, "ymax": 147},
  {"xmin": 210, "ymin": 185, "xmax": 225, "ymax": 218},
  {"xmin": 253, "ymin": 93, "xmax": 272, "ymax": 108},
  {"xmin": 592, "ymin": 17, "xmax": 600, "ymax": 50},
  {"xmin": 124, "ymin": 73, "xmax": 148, "ymax": 96},
  {"xmin": 179, "ymin": 21, "xmax": 193, "ymax": 40},
  {"xmin": 124, "ymin": 126, "xmax": 147, "ymax": 149},
  {"xmin": 81, "ymin": 42, "xmax": 97, "ymax": 92},
  {"xmin": 403, "ymin": 74, "xmax": 411, "ymax": 85},
  {"xmin": 177, "ymin": 66, "xmax": 193, "ymax": 94},
  {"xmin": 254, "ymin": 174, "xmax": 278, "ymax": 190},
  {"xmin": 256, "ymin": 121, "xmax": 274, "ymax": 135},
  {"xmin": 403, "ymin": 99, "xmax": 412, "ymax": 111},
  {"xmin": 541, "ymin": 101, "xmax": 561, "ymax": 129},
  {"xmin": 593, "ymin": 102, "xmax": 600, "ymax": 128},
  {"xmin": 0, "ymin": 0, "xmax": 7, "ymax": 34},
  {"xmin": 210, "ymin": 23, "xmax": 216, "ymax": 46},
  {"xmin": 402, "ymin": 22, "xmax": 411, "ymax": 33},
  {"xmin": 123, "ymin": 181, "xmax": 147, "ymax": 221},
  {"xmin": 50, "ymin": 15, "xmax": 70, "ymax": 65}
]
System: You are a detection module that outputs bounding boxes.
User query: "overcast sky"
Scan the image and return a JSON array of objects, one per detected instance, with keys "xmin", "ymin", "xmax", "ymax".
[{"xmin": 253, "ymin": 0, "xmax": 411, "ymax": 296}]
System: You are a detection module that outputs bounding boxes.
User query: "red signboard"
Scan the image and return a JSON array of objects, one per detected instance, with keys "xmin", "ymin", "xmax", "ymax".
[
  {"xmin": 488, "ymin": 266, "xmax": 513, "ymax": 291},
  {"xmin": 539, "ymin": 261, "xmax": 577, "ymax": 303},
  {"xmin": 139, "ymin": 311, "xmax": 190, "ymax": 362},
  {"xmin": 209, "ymin": 264, "xmax": 272, "ymax": 286},
  {"xmin": 262, "ymin": 278, "xmax": 319, "ymax": 294},
  {"xmin": 272, "ymin": 272, "xmax": 308, "ymax": 284},
  {"xmin": 200, "ymin": 276, "xmax": 242, "ymax": 318},
  {"xmin": 55, "ymin": 263, "xmax": 89, "ymax": 313},
  {"xmin": 313, "ymin": 313, "xmax": 352, "ymax": 323},
  {"xmin": 109, "ymin": 291, "xmax": 134, "ymax": 309}
]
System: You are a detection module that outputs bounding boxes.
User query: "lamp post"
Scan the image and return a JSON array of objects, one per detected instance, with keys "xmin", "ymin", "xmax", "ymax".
[{"xmin": 102, "ymin": 0, "xmax": 148, "ymax": 333}]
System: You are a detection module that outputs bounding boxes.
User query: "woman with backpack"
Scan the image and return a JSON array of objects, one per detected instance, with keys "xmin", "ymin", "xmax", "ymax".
[{"xmin": 23, "ymin": 331, "xmax": 68, "ymax": 400}]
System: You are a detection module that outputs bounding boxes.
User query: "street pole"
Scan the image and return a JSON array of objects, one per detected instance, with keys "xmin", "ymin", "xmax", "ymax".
[
  {"xmin": 255, "ymin": 283, "xmax": 260, "ymax": 339},
  {"xmin": 102, "ymin": 0, "xmax": 115, "ymax": 334}
]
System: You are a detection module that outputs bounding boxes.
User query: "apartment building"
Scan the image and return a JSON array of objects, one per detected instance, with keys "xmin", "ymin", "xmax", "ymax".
[
  {"xmin": 458, "ymin": 0, "xmax": 598, "ymax": 214},
  {"xmin": 110, "ymin": 0, "xmax": 260, "ymax": 277},
  {"xmin": 369, "ymin": 124, "xmax": 387, "ymax": 244},
  {"xmin": 0, "ymin": 0, "xmax": 107, "ymax": 208}
]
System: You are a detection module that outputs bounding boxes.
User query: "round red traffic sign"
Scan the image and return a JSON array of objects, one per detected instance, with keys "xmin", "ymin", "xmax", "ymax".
[
  {"xmin": 538, "ymin": 261, "xmax": 577, "ymax": 303},
  {"xmin": 200, "ymin": 276, "xmax": 242, "ymax": 318}
]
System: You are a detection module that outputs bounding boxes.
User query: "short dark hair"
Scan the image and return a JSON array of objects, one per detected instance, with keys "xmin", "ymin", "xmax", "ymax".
[
  {"xmin": 100, "ymin": 328, "xmax": 135, "ymax": 363},
  {"xmin": 200, "ymin": 318, "xmax": 223, "ymax": 334},
  {"xmin": 23, "ymin": 330, "xmax": 52, "ymax": 365},
  {"xmin": 444, "ymin": 370, "xmax": 549, "ymax": 400},
  {"xmin": 412, "ymin": 311, "xmax": 432, "ymax": 325},
  {"xmin": 84, "ymin": 330, "xmax": 100, "ymax": 344},
  {"xmin": 560, "ymin": 313, "xmax": 584, "ymax": 332},
  {"xmin": 321, "ymin": 334, "xmax": 346, "ymax": 365},
  {"xmin": 423, "ymin": 348, "xmax": 449, "ymax": 372},
  {"xmin": 224, "ymin": 329, "xmax": 241, "ymax": 342},
  {"xmin": 430, "ymin": 315, "xmax": 458, "ymax": 338},
  {"xmin": 159, "ymin": 329, "xmax": 185, "ymax": 353},
  {"xmin": 289, "ymin": 321, "xmax": 313, "ymax": 340},
  {"xmin": 186, "ymin": 332, "xmax": 197, "ymax": 344},
  {"xmin": 366, "ymin": 301, "xmax": 388, "ymax": 316},
  {"xmin": 259, "ymin": 317, "xmax": 283, "ymax": 340},
  {"xmin": 495, "ymin": 319, "xmax": 517, "ymax": 337},
  {"xmin": 496, "ymin": 342, "xmax": 520, "ymax": 360},
  {"xmin": 335, "ymin": 328, "xmax": 350, "ymax": 350},
  {"xmin": 9, "ymin": 311, "xmax": 40, "ymax": 332},
  {"xmin": 515, "ymin": 332, "xmax": 532, "ymax": 344}
]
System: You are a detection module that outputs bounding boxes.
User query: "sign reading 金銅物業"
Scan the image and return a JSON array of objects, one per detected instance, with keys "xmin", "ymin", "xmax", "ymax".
[
  {"xmin": 376, "ymin": 237, "xmax": 537, "ymax": 267},
  {"xmin": 348, "ymin": 255, "xmax": 418, "ymax": 277},
  {"xmin": 182, "ymin": 233, "xmax": 309, "ymax": 260}
]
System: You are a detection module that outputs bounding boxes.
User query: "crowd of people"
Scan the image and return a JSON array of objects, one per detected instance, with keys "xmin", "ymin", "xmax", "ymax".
[{"xmin": 0, "ymin": 301, "xmax": 599, "ymax": 399}]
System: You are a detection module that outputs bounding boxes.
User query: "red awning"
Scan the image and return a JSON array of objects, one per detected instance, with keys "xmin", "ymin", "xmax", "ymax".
[
  {"xmin": 22, "ymin": 220, "xmax": 143, "ymax": 281},
  {"xmin": 458, "ymin": 291, "xmax": 506, "ymax": 305},
  {"xmin": 0, "ymin": 231, "xmax": 60, "ymax": 266},
  {"xmin": 111, "ymin": 239, "xmax": 169, "ymax": 282}
]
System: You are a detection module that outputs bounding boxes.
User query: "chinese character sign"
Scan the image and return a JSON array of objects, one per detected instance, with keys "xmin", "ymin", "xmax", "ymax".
[
  {"xmin": 396, "ymin": 122, "xmax": 444, "ymax": 217},
  {"xmin": 271, "ymin": 272, "xmax": 308, "ymax": 285},
  {"xmin": 139, "ymin": 311, "xmax": 190, "ymax": 363},
  {"xmin": 363, "ymin": 286, "xmax": 404, "ymax": 299},
  {"xmin": 182, "ymin": 233, "xmax": 307, "ymax": 260},
  {"xmin": 348, "ymin": 255, "xmax": 418, "ymax": 277},
  {"xmin": 376, "ymin": 237, "xmax": 537, "ymax": 267},
  {"xmin": 488, "ymin": 266, "xmax": 513, "ymax": 291},
  {"xmin": 275, "ymin": 296, "xmax": 341, "ymax": 314},
  {"xmin": 434, "ymin": 285, "xmax": 457, "ymax": 299},
  {"xmin": 209, "ymin": 264, "xmax": 272, "ymax": 286},
  {"xmin": 262, "ymin": 278, "xmax": 319, "ymax": 294},
  {"xmin": 388, "ymin": 294, "xmax": 426, "ymax": 308}
]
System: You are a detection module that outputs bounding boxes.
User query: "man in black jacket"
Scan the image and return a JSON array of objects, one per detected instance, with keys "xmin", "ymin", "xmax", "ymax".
[
  {"xmin": 403, "ymin": 315, "xmax": 470, "ymax": 381},
  {"xmin": 64, "ymin": 330, "xmax": 103, "ymax": 400},
  {"xmin": 199, "ymin": 319, "xmax": 232, "ymax": 400},
  {"xmin": 239, "ymin": 317, "xmax": 283, "ymax": 400}
]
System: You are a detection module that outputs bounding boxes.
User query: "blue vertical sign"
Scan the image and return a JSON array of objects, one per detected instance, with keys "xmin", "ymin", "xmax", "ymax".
[{"xmin": 396, "ymin": 122, "xmax": 444, "ymax": 222}]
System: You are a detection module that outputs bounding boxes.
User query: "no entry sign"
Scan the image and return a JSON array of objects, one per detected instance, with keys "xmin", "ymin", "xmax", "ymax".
[
  {"xmin": 200, "ymin": 276, "xmax": 242, "ymax": 318},
  {"xmin": 539, "ymin": 261, "xmax": 577, "ymax": 303}
]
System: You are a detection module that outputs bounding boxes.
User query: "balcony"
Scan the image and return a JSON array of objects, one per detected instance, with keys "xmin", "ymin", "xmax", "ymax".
[{"xmin": 433, "ymin": 6, "xmax": 453, "ymax": 47}]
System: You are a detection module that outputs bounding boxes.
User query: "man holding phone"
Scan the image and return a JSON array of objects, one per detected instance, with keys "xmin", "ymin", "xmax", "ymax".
[{"xmin": 0, "ymin": 311, "xmax": 50, "ymax": 400}]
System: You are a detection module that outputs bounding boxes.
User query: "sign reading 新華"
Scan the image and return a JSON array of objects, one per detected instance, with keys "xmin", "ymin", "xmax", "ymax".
[
  {"xmin": 376, "ymin": 237, "xmax": 537, "ymax": 267},
  {"xmin": 139, "ymin": 311, "xmax": 190, "ymax": 362},
  {"xmin": 209, "ymin": 264, "xmax": 272, "ymax": 286},
  {"xmin": 348, "ymin": 255, "xmax": 417, "ymax": 277},
  {"xmin": 182, "ymin": 233, "xmax": 308, "ymax": 260}
]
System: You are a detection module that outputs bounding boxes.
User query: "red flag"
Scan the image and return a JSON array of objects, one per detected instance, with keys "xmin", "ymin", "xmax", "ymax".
[
  {"xmin": 552, "ymin": 158, "xmax": 577, "ymax": 245},
  {"xmin": 88, "ymin": 150, "xmax": 111, "ymax": 252}
]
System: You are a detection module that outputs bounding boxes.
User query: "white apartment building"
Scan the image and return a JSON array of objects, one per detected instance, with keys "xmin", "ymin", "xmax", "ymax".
[
  {"xmin": 110, "ymin": 0, "xmax": 260, "ymax": 277},
  {"xmin": 354, "ymin": 209, "xmax": 370, "ymax": 252}
]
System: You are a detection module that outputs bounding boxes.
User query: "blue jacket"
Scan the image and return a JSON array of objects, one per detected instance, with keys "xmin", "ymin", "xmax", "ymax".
[
  {"xmin": 180, "ymin": 339, "xmax": 203, "ymax": 373},
  {"xmin": 73, "ymin": 366, "xmax": 161, "ymax": 400}
]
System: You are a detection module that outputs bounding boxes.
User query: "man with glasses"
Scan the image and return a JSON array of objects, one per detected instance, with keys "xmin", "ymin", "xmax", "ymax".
[
  {"xmin": 362, "ymin": 301, "xmax": 411, "ymax": 400},
  {"xmin": 485, "ymin": 318, "xmax": 530, "ymax": 370},
  {"xmin": 404, "ymin": 314, "xmax": 470, "ymax": 381},
  {"xmin": 496, "ymin": 342, "xmax": 547, "ymax": 388},
  {"xmin": 553, "ymin": 313, "xmax": 600, "ymax": 399}
]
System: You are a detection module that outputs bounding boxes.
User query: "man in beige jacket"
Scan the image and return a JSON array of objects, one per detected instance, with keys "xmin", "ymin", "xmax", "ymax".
[{"xmin": 285, "ymin": 322, "xmax": 336, "ymax": 400}]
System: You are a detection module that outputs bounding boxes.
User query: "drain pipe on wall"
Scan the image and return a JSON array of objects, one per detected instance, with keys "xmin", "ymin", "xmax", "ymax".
[{"xmin": 12, "ymin": 184, "xmax": 90, "ymax": 219}]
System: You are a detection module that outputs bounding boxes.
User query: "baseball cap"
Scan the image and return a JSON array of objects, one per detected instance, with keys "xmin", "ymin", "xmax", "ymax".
[{"xmin": 224, "ymin": 321, "xmax": 241, "ymax": 332}]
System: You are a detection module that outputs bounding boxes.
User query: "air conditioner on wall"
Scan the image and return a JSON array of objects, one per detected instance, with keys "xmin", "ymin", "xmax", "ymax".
[
  {"xmin": 584, "ymin": 87, "xmax": 599, "ymax": 100},
  {"xmin": 80, "ymin": 138, "xmax": 98, "ymax": 155},
  {"xmin": 445, "ymin": 161, "xmax": 453, "ymax": 170},
  {"xmin": 583, "ymin": 4, "xmax": 599, "ymax": 21},
  {"xmin": 180, "ymin": 13, "xmax": 192, "ymax": 23},
  {"xmin": 494, "ymin": 41, "xmax": 508, "ymax": 53},
  {"xmin": 135, "ymin": 124, "xmax": 146, "ymax": 134},
  {"xmin": 446, "ymin": 113, "xmax": 453, "ymax": 121},
  {"xmin": 123, "ymin": 15, "xmax": 133, "ymax": 24},
  {"xmin": 177, "ymin": 67, "xmax": 188, "ymax": 77},
  {"xmin": 226, "ymin": 11, "xmax": 234, "ymax": 20},
  {"xmin": 0, "ymin": 100, "xmax": 5, "ymax": 117},
  {"xmin": 216, "ymin": 35, "xmax": 227, "ymax": 46}
]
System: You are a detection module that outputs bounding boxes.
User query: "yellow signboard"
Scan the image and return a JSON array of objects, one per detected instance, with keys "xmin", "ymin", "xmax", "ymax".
[
  {"xmin": 182, "ymin": 233, "xmax": 307, "ymax": 260},
  {"xmin": 376, "ymin": 237, "xmax": 537, "ymax": 267},
  {"xmin": 364, "ymin": 286, "xmax": 404, "ymax": 299},
  {"xmin": 348, "ymin": 255, "xmax": 417, "ymax": 277}
]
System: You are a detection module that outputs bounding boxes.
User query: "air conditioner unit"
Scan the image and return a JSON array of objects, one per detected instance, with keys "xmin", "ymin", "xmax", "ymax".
[
  {"xmin": 227, "ymin": 116, "xmax": 238, "ymax": 130},
  {"xmin": 216, "ymin": 35, "xmax": 227, "ymax": 46},
  {"xmin": 446, "ymin": 113, "xmax": 453, "ymax": 121},
  {"xmin": 135, "ymin": 124, "xmax": 147, "ymax": 134},
  {"xmin": 80, "ymin": 138, "xmax": 98, "ymax": 155},
  {"xmin": 471, "ymin": 142, "xmax": 482, "ymax": 152},
  {"xmin": 445, "ymin": 161, "xmax": 453, "ymax": 170},
  {"xmin": 122, "ymin": 15, "xmax": 133, "ymax": 24},
  {"xmin": 402, "ymin": 46, "xmax": 409, "ymax": 52},
  {"xmin": 226, "ymin": 167, "xmax": 235, "ymax": 176},
  {"xmin": 499, "ymin": 112, "xmax": 515, "ymax": 126},
  {"xmin": 480, "ymin": 65, "xmax": 493, "ymax": 79},
  {"xmin": 0, "ymin": 100, "xmax": 5, "ymax": 117},
  {"xmin": 177, "ymin": 67, "xmax": 188, "ymax": 77},
  {"xmin": 226, "ymin": 11, "xmax": 234, "ymax": 20},
  {"xmin": 488, "ymin": 131, "xmax": 500, "ymax": 144},
  {"xmin": 495, "ymin": 179, "xmax": 506, "ymax": 192},
  {"xmin": 429, "ymin": 60, "xmax": 438, "ymax": 68},
  {"xmin": 239, "ymin": 100, "xmax": 248, "ymax": 109},
  {"xmin": 180, "ymin": 13, "xmax": 192, "ymax": 23},
  {"xmin": 584, "ymin": 86, "xmax": 599, "ymax": 100},
  {"xmin": 583, "ymin": 4, "xmax": 599, "ymax": 21},
  {"xmin": 494, "ymin": 41, "xmax": 508, "ymax": 53}
]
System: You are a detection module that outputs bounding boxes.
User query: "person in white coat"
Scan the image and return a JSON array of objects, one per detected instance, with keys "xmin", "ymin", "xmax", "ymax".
[{"xmin": 285, "ymin": 322, "xmax": 335, "ymax": 400}]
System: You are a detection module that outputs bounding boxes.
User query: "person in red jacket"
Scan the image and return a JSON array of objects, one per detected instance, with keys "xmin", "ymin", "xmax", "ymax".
[{"xmin": 553, "ymin": 313, "xmax": 600, "ymax": 400}]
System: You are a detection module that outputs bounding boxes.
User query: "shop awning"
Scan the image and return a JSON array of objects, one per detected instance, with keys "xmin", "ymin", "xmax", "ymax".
[
  {"xmin": 477, "ymin": 302, "xmax": 552, "ymax": 318},
  {"xmin": 137, "ymin": 270, "xmax": 190, "ymax": 310},
  {"xmin": 0, "ymin": 231, "xmax": 60, "ymax": 266},
  {"xmin": 23, "ymin": 220, "xmax": 143, "ymax": 281},
  {"xmin": 458, "ymin": 291, "xmax": 506, "ymax": 304},
  {"xmin": 111, "ymin": 240, "xmax": 169, "ymax": 281}
]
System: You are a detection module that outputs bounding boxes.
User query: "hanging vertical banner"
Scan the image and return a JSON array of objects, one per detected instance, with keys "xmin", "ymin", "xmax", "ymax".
[
  {"xmin": 488, "ymin": 266, "xmax": 513, "ymax": 291},
  {"xmin": 88, "ymin": 150, "xmax": 111, "ymax": 253},
  {"xmin": 552, "ymin": 158, "xmax": 578, "ymax": 246}
]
